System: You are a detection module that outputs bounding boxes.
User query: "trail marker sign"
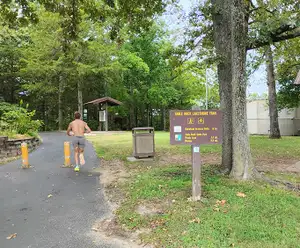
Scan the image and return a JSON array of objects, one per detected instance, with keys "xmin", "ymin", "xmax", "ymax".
[
  {"xmin": 170, "ymin": 110, "xmax": 222, "ymax": 201},
  {"xmin": 170, "ymin": 110, "xmax": 222, "ymax": 145}
]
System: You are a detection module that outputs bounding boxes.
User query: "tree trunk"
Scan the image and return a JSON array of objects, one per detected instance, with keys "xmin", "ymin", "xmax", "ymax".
[
  {"xmin": 230, "ymin": 0, "xmax": 253, "ymax": 179},
  {"xmin": 163, "ymin": 108, "xmax": 167, "ymax": 131},
  {"xmin": 266, "ymin": 46, "xmax": 281, "ymax": 139},
  {"xmin": 77, "ymin": 80, "xmax": 83, "ymax": 117},
  {"xmin": 211, "ymin": 0, "xmax": 233, "ymax": 173},
  {"xmin": 135, "ymin": 106, "xmax": 138, "ymax": 127},
  {"xmin": 58, "ymin": 75, "xmax": 63, "ymax": 131},
  {"xmin": 161, "ymin": 107, "xmax": 164, "ymax": 131},
  {"xmin": 147, "ymin": 105, "xmax": 150, "ymax": 127},
  {"xmin": 212, "ymin": 0, "xmax": 254, "ymax": 179},
  {"xmin": 42, "ymin": 101, "xmax": 46, "ymax": 131},
  {"xmin": 149, "ymin": 107, "xmax": 152, "ymax": 127}
]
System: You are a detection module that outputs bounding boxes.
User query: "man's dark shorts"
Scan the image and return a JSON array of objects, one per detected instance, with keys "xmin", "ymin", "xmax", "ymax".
[{"xmin": 72, "ymin": 136, "xmax": 86, "ymax": 149}]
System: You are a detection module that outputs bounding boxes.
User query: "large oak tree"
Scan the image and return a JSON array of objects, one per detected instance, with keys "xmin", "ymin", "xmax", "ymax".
[{"xmin": 211, "ymin": 0, "xmax": 300, "ymax": 178}]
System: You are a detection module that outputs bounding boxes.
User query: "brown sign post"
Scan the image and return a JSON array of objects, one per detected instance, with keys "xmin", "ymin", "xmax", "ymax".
[{"xmin": 170, "ymin": 110, "xmax": 222, "ymax": 201}]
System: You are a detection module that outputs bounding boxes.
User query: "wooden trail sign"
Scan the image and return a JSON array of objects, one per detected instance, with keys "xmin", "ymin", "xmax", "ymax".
[{"xmin": 170, "ymin": 110, "xmax": 222, "ymax": 201}]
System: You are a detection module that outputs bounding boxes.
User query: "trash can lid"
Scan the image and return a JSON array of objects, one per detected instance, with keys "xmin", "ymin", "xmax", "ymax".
[{"xmin": 132, "ymin": 127, "xmax": 154, "ymax": 131}]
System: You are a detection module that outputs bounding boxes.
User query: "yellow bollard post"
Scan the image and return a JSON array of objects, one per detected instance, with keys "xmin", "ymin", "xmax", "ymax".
[
  {"xmin": 21, "ymin": 142, "xmax": 29, "ymax": 169},
  {"xmin": 64, "ymin": 141, "xmax": 72, "ymax": 167}
]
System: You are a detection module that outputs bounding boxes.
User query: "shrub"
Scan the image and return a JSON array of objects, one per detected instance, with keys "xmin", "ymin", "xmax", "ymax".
[
  {"xmin": 0, "ymin": 102, "xmax": 43, "ymax": 136},
  {"xmin": 87, "ymin": 119, "xmax": 99, "ymax": 131}
]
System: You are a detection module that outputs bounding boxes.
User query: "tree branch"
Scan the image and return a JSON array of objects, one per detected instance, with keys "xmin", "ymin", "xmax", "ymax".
[
  {"xmin": 248, "ymin": 27, "xmax": 300, "ymax": 50},
  {"xmin": 248, "ymin": 20, "xmax": 258, "ymax": 25},
  {"xmin": 250, "ymin": 6, "xmax": 276, "ymax": 14},
  {"xmin": 271, "ymin": 24, "xmax": 298, "ymax": 38}
]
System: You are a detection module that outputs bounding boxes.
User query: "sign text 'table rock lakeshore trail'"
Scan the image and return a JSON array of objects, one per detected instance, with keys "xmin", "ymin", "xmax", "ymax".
[{"xmin": 170, "ymin": 110, "xmax": 222, "ymax": 145}]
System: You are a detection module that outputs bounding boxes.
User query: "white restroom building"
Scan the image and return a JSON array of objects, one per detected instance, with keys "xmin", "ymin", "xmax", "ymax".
[{"xmin": 247, "ymin": 99, "xmax": 300, "ymax": 136}]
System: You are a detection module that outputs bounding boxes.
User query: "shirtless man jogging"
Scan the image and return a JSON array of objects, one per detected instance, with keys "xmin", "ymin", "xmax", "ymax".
[{"xmin": 67, "ymin": 111, "xmax": 92, "ymax": 172}]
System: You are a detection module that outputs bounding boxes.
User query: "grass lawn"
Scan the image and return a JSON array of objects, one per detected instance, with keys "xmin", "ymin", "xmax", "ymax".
[{"xmin": 88, "ymin": 132, "xmax": 300, "ymax": 248}]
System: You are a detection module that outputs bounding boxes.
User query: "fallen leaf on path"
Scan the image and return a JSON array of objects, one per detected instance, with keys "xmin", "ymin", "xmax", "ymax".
[
  {"xmin": 189, "ymin": 218, "xmax": 201, "ymax": 223},
  {"xmin": 47, "ymin": 194, "xmax": 53, "ymax": 198},
  {"xmin": 88, "ymin": 174, "xmax": 93, "ymax": 177},
  {"xmin": 236, "ymin": 192, "xmax": 246, "ymax": 198},
  {"xmin": 6, "ymin": 233, "xmax": 17, "ymax": 240}
]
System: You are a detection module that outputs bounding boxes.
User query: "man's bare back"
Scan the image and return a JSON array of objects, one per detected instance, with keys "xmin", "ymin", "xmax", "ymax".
[{"xmin": 67, "ymin": 119, "xmax": 91, "ymax": 137}]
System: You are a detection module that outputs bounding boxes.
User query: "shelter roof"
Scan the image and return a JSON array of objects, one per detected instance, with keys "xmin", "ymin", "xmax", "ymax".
[{"xmin": 85, "ymin": 97, "xmax": 122, "ymax": 106}]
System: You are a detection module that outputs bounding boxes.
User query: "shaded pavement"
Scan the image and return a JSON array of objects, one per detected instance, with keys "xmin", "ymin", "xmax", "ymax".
[{"xmin": 0, "ymin": 132, "xmax": 116, "ymax": 248}]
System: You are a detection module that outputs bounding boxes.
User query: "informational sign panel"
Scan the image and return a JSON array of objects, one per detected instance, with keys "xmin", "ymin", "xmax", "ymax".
[
  {"xmin": 99, "ymin": 111, "xmax": 106, "ymax": 122},
  {"xmin": 170, "ymin": 110, "xmax": 222, "ymax": 145}
]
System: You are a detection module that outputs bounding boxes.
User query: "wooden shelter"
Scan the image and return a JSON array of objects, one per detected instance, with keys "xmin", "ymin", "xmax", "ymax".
[
  {"xmin": 84, "ymin": 97, "xmax": 122, "ymax": 131},
  {"xmin": 294, "ymin": 70, "xmax": 300, "ymax": 85}
]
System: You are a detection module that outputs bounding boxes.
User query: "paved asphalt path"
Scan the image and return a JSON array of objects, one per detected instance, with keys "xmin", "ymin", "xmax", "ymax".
[{"xmin": 0, "ymin": 132, "xmax": 117, "ymax": 248}]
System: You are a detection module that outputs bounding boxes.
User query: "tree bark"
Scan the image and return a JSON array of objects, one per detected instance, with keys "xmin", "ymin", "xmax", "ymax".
[
  {"xmin": 211, "ymin": 0, "xmax": 233, "ymax": 173},
  {"xmin": 135, "ymin": 106, "xmax": 138, "ymax": 127},
  {"xmin": 163, "ymin": 108, "xmax": 167, "ymax": 131},
  {"xmin": 212, "ymin": 0, "xmax": 254, "ymax": 179},
  {"xmin": 147, "ymin": 105, "xmax": 150, "ymax": 127},
  {"xmin": 77, "ymin": 79, "xmax": 83, "ymax": 117},
  {"xmin": 266, "ymin": 46, "xmax": 281, "ymax": 139},
  {"xmin": 230, "ymin": 0, "xmax": 254, "ymax": 179},
  {"xmin": 58, "ymin": 75, "xmax": 64, "ymax": 131},
  {"xmin": 42, "ymin": 100, "xmax": 46, "ymax": 131},
  {"xmin": 150, "ymin": 106, "xmax": 153, "ymax": 127},
  {"xmin": 161, "ymin": 107, "xmax": 165, "ymax": 131}
]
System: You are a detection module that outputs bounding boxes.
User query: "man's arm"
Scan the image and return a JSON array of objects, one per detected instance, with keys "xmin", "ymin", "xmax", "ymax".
[
  {"xmin": 84, "ymin": 123, "xmax": 91, "ymax": 133},
  {"xmin": 67, "ymin": 123, "xmax": 72, "ymax": 136}
]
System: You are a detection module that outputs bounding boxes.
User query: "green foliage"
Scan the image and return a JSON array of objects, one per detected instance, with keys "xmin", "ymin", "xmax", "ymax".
[
  {"xmin": 0, "ymin": 0, "xmax": 38, "ymax": 27},
  {"xmin": 247, "ymin": 92, "xmax": 268, "ymax": 101},
  {"xmin": 248, "ymin": 0, "xmax": 300, "ymax": 49},
  {"xmin": 0, "ymin": 102, "xmax": 20, "ymax": 115},
  {"xmin": 0, "ymin": 1, "xmax": 219, "ymax": 131},
  {"xmin": 274, "ymin": 38, "xmax": 300, "ymax": 110},
  {"xmin": 0, "ymin": 102, "xmax": 42, "ymax": 135},
  {"xmin": 87, "ymin": 119, "xmax": 99, "ymax": 131},
  {"xmin": 184, "ymin": 0, "xmax": 300, "ymax": 79},
  {"xmin": 0, "ymin": 25, "xmax": 25, "ymax": 103},
  {"xmin": 277, "ymin": 77, "xmax": 300, "ymax": 110}
]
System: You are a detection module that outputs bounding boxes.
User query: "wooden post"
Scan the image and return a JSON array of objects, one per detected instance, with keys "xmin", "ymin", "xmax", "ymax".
[
  {"xmin": 105, "ymin": 102, "xmax": 108, "ymax": 132},
  {"xmin": 97, "ymin": 104, "xmax": 101, "ymax": 131},
  {"xmin": 192, "ymin": 145, "xmax": 201, "ymax": 201}
]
